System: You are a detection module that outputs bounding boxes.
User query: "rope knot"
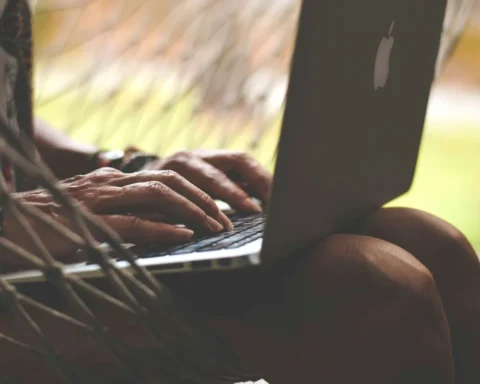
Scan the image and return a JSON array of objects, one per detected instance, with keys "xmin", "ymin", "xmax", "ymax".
[{"xmin": 43, "ymin": 263, "xmax": 64, "ymax": 283}]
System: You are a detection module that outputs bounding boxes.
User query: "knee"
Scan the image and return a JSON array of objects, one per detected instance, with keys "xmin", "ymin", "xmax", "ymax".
[
  {"xmin": 291, "ymin": 235, "xmax": 454, "ymax": 381},
  {"xmin": 297, "ymin": 234, "xmax": 440, "ymax": 314},
  {"xmin": 357, "ymin": 208, "xmax": 479, "ymax": 281}
]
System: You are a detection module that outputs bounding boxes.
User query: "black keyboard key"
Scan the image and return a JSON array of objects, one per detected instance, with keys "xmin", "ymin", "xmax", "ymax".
[
  {"xmin": 229, "ymin": 213, "xmax": 264, "ymax": 225},
  {"xmin": 199, "ymin": 229, "xmax": 264, "ymax": 252},
  {"xmin": 169, "ymin": 231, "xmax": 240, "ymax": 255},
  {"xmin": 233, "ymin": 220, "xmax": 262, "ymax": 230},
  {"xmin": 129, "ymin": 247, "xmax": 170, "ymax": 259},
  {"xmin": 125, "ymin": 214, "xmax": 266, "ymax": 258},
  {"xmin": 225, "ymin": 231, "xmax": 264, "ymax": 249},
  {"xmin": 169, "ymin": 218, "xmax": 264, "ymax": 254}
]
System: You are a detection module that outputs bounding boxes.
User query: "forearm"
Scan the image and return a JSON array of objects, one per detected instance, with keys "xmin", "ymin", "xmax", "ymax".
[
  {"xmin": 34, "ymin": 118, "xmax": 98, "ymax": 179},
  {"xmin": 33, "ymin": 118, "xmax": 159, "ymax": 178}
]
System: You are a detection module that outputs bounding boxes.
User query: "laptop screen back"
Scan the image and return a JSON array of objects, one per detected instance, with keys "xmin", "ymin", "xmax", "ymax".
[{"xmin": 261, "ymin": 0, "xmax": 448, "ymax": 262}]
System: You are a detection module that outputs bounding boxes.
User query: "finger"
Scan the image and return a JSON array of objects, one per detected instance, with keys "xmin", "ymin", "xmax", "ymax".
[
  {"xmin": 216, "ymin": 210, "xmax": 233, "ymax": 231},
  {"xmin": 217, "ymin": 153, "xmax": 272, "ymax": 203},
  {"xmin": 95, "ymin": 182, "xmax": 224, "ymax": 233},
  {"xmin": 100, "ymin": 215, "xmax": 194, "ymax": 245},
  {"xmin": 110, "ymin": 171, "xmax": 233, "ymax": 230},
  {"xmin": 177, "ymin": 158, "xmax": 262, "ymax": 214},
  {"xmin": 107, "ymin": 207, "xmax": 169, "ymax": 223},
  {"xmin": 130, "ymin": 213, "xmax": 168, "ymax": 222}
]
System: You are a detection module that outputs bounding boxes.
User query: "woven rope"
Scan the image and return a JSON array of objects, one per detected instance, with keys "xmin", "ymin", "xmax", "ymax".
[
  {"xmin": 0, "ymin": 116, "xmax": 259, "ymax": 382},
  {"xmin": 32, "ymin": 0, "xmax": 473, "ymax": 169},
  {"xmin": 32, "ymin": 0, "xmax": 298, "ymax": 167}
]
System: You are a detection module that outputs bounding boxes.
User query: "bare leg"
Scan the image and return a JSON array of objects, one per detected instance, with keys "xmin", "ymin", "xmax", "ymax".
[
  {"xmin": 357, "ymin": 207, "xmax": 480, "ymax": 384},
  {"xmin": 0, "ymin": 215, "xmax": 456, "ymax": 384},
  {"xmin": 203, "ymin": 234, "xmax": 455, "ymax": 384}
]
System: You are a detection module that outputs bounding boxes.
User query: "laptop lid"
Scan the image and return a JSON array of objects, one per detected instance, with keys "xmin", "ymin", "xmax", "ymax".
[{"xmin": 261, "ymin": 0, "xmax": 448, "ymax": 262}]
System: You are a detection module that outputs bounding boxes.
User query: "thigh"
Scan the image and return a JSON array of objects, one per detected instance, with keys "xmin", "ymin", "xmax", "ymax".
[
  {"xmin": 351, "ymin": 207, "xmax": 480, "ymax": 329},
  {"xmin": 353, "ymin": 207, "xmax": 480, "ymax": 384},
  {"xmin": 195, "ymin": 234, "xmax": 455, "ymax": 384},
  {"xmin": 352, "ymin": 207, "xmax": 480, "ymax": 289},
  {"xmin": 0, "ymin": 233, "xmax": 454, "ymax": 384}
]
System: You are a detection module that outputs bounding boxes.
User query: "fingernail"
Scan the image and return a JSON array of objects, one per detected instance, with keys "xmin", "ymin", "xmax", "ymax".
[
  {"xmin": 206, "ymin": 216, "xmax": 224, "ymax": 232},
  {"xmin": 218, "ymin": 211, "xmax": 234, "ymax": 231},
  {"xmin": 243, "ymin": 199, "xmax": 262, "ymax": 213},
  {"xmin": 175, "ymin": 228, "xmax": 194, "ymax": 239}
]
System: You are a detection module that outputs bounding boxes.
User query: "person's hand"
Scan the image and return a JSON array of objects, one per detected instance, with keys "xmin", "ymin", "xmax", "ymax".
[
  {"xmin": 3, "ymin": 168, "xmax": 231, "ymax": 263},
  {"xmin": 143, "ymin": 150, "xmax": 272, "ymax": 213}
]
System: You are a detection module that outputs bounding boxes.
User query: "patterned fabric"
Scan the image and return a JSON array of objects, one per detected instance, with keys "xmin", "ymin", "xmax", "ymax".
[{"xmin": 0, "ymin": 0, "xmax": 34, "ymax": 192}]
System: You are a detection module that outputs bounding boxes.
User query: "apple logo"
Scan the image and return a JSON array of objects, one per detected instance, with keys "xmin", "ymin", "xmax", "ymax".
[{"xmin": 374, "ymin": 21, "xmax": 395, "ymax": 91}]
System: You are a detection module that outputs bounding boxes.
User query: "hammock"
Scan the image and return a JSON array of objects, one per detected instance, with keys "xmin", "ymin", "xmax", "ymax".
[{"xmin": 0, "ymin": 0, "xmax": 474, "ymax": 382}]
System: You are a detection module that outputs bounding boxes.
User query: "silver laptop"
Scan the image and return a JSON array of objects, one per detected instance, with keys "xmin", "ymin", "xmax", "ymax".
[{"xmin": 5, "ymin": 0, "xmax": 448, "ymax": 283}]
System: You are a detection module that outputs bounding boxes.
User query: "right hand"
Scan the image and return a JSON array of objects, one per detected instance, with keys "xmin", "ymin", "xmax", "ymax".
[{"xmin": 3, "ymin": 167, "xmax": 232, "ymax": 264}]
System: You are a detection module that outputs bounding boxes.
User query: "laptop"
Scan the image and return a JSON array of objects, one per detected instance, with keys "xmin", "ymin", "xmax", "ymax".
[{"xmin": 4, "ymin": 0, "xmax": 448, "ymax": 283}]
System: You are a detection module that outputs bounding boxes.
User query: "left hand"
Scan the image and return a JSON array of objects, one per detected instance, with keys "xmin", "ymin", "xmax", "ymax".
[{"xmin": 143, "ymin": 150, "xmax": 272, "ymax": 214}]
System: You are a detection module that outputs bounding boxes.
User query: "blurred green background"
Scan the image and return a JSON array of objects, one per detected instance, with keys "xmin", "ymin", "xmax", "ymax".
[{"xmin": 33, "ymin": 1, "xmax": 480, "ymax": 250}]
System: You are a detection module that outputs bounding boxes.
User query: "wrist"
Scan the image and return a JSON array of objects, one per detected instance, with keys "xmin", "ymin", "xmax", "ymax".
[
  {"xmin": 87, "ymin": 150, "xmax": 125, "ymax": 172},
  {"xmin": 87, "ymin": 148, "xmax": 160, "ymax": 173},
  {"xmin": 120, "ymin": 150, "xmax": 160, "ymax": 173}
]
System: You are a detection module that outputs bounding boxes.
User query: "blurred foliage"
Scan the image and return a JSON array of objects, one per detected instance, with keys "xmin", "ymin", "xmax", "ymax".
[
  {"xmin": 36, "ymin": 84, "xmax": 480, "ymax": 249},
  {"xmin": 32, "ymin": 1, "xmax": 480, "ymax": 250}
]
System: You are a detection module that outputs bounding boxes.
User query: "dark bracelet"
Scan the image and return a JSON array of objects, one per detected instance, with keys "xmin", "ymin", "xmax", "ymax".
[
  {"xmin": 86, "ymin": 151, "xmax": 101, "ymax": 173},
  {"xmin": 120, "ymin": 153, "xmax": 159, "ymax": 173},
  {"xmin": 87, "ymin": 150, "xmax": 125, "ymax": 173},
  {"xmin": 87, "ymin": 149, "xmax": 159, "ymax": 173}
]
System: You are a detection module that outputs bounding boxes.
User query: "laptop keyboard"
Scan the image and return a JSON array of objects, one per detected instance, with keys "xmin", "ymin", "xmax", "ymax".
[{"xmin": 126, "ymin": 213, "xmax": 265, "ymax": 259}]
